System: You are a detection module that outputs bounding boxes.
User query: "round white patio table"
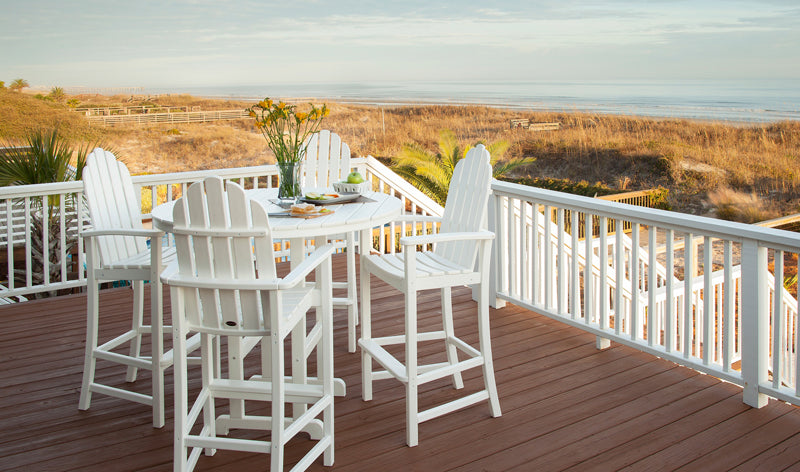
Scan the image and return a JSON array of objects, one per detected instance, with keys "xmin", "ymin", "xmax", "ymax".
[
  {"xmin": 152, "ymin": 188, "xmax": 402, "ymax": 246},
  {"xmin": 151, "ymin": 188, "xmax": 402, "ymax": 409}
]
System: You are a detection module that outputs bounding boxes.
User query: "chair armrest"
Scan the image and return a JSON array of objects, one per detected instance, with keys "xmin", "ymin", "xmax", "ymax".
[
  {"xmin": 82, "ymin": 227, "xmax": 164, "ymax": 239},
  {"xmin": 399, "ymin": 230, "xmax": 494, "ymax": 247},
  {"xmin": 389, "ymin": 215, "xmax": 442, "ymax": 224},
  {"xmin": 278, "ymin": 243, "xmax": 336, "ymax": 289},
  {"xmin": 160, "ymin": 243, "xmax": 336, "ymax": 291},
  {"xmin": 161, "ymin": 261, "xmax": 282, "ymax": 290}
]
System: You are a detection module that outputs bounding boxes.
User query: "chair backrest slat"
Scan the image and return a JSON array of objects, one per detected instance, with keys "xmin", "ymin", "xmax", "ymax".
[
  {"xmin": 83, "ymin": 148, "xmax": 147, "ymax": 265},
  {"xmin": 172, "ymin": 177, "xmax": 278, "ymax": 333},
  {"xmin": 435, "ymin": 144, "xmax": 492, "ymax": 268},
  {"xmin": 303, "ymin": 130, "xmax": 351, "ymax": 188}
]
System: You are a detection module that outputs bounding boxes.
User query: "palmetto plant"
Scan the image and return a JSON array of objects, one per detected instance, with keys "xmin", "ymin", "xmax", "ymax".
[
  {"xmin": 9, "ymin": 78, "xmax": 29, "ymax": 92},
  {"xmin": 393, "ymin": 129, "xmax": 536, "ymax": 206},
  {"xmin": 0, "ymin": 129, "xmax": 93, "ymax": 294}
]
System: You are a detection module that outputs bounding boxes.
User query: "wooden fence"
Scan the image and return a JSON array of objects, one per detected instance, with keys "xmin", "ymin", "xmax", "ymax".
[
  {"xmin": 509, "ymin": 119, "xmax": 561, "ymax": 131},
  {"xmin": 85, "ymin": 109, "xmax": 249, "ymax": 126}
]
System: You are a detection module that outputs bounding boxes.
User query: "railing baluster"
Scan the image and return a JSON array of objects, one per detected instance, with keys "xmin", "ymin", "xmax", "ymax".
[
  {"xmin": 666, "ymin": 230, "xmax": 675, "ymax": 352},
  {"xmin": 703, "ymin": 236, "xmax": 713, "ymax": 365},
  {"xmin": 558, "ymin": 208, "xmax": 566, "ymax": 315},
  {"xmin": 584, "ymin": 213, "xmax": 593, "ymax": 325},
  {"xmin": 59, "ymin": 193, "xmax": 67, "ymax": 283},
  {"xmin": 41, "ymin": 196, "xmax": 50, "ymax": 287},
  {"xmin": 510, "ymin": 198, "xmax": 520, "ymax": 299},
  {"xmin": 78, "ymin": 191, "xmax": 86, "ymax": 282},
  {"xmin": 570, "ymin": 209, "xmax": 580, "ymax": 319},
  {"xmin": 631, "ymin": 223, "xmax": 640, "ymax": 340},
  {"xmin": 683, "ymin": 233, "xmax": 695, "ymax": 358},
  {"xmin": 544, "ymin": 205, "xmax": 553, "ymax": 310},
  {"xmin": 615, "ymin": 218, "xmax": 624, "ymax": 336},
  {"xmin": 522, "ymin": 201, "xmax": 530, "ymax": 302},
  {"xmin": 531, "ymin": 202, "xmax": 540, "ymax": 305},
  {"xmin": 647, "ymin": 226, "xmax": 657, "ymax": 346},
  {"xmin": 5, "ymin": 198, "xmax": 13, "ymax": 290},
  {"xmin": 773, "ymin": 250, "xmax": 784, "ymax": 389},
  {"xmin": 599, "ymin": 216, "xmax": 608, "ymax": 330},
  {"xmin": 796, "ymin": 266, "xmax": 800, "ymax": 397}
]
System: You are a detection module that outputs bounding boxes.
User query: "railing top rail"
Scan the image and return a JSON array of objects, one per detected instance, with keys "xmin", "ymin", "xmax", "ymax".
[
  {"xmin": 130, "ymin": 164, "xmax": 278, "ymax": 186},
  {"xmin": 364, "ymin": 155, "xmax": 443, "ymax": 216},
  {"xmin": 596, "ymin": 188, "xmax": 660, "ymax": 201},
  {"xmin": 492, "ymin": 179, "xmax": 800, "ymax": 252},
  {"xmin": 0, "ymin": 181, "xmax": 84, "ymax": 198}
]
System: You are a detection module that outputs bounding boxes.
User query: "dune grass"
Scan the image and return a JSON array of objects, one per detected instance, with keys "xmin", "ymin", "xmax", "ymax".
[{"xmin": 2, "ymin": 90, "xmax": 799, "ymax": 219}]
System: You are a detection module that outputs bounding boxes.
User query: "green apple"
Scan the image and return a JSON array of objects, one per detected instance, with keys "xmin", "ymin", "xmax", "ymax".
[{"xmin": 346, "ymin": 172, "xmax": 365, "ymax": 184}]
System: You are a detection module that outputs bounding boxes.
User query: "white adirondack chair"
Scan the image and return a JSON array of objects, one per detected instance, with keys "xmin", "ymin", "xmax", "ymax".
[
  {"xmin": 303, "ymin": 130, "xmax": 360, "ymax": 352},
  {"xmin": 162, "ymin": 177, "xmax": 335, "ymax": 472},
  {"xmin": 78, "ymin": 148, "xmax": 194, "ymax": 428},
  {"xmin": 358, "ymin": 144, "xmax": 501, "ymax": 447}
]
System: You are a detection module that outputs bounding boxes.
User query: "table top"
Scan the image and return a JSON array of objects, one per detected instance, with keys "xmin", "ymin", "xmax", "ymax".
[{"xmin": 151, "ymin": 188, "xmax": 403, "ymax": 239}]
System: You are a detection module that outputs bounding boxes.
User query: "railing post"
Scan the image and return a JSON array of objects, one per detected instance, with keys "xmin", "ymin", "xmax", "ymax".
[
  {"xmin": 482, "ymin": 191, "xmax": 506, "ymax": 308},
  {"xmin": 741, "ymin": 239, "xmax": 769, "ymax": 408}
]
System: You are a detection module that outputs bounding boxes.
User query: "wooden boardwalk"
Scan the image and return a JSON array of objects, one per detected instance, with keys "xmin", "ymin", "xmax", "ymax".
[{"xmin": 2, "ymin": 254, "xmax": 800, "ymax": 471}]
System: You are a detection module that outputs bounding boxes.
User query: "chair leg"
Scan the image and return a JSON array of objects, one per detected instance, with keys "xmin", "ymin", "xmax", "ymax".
[
  {"xmin": 200, "ymin": 333, "xmax": 217, "ymax": 456},
  {"xmin": 346, "ymin": 233, "xmax": 358, "ymax": 353},
  {"xmin": 126, "ymin": 280, "xmax": 145, "ymax": 382},
  {"xmin": 441, "ymin": 286, "xmax": 464, "ymax": 390},
  {"xmin": 151, "ymin": 278, "xmax": 166, "ymax": 428},
  {"xmin": 79, "ymin": 271, "xmax": 99, "ymax": 411},
  {"xmin": 321, "ymin": 263, "xmax": 335, "ymax": 467},
  {"xmin": 173, "ymin": 293, "xmax": 189, "ymax": 472},
  {"xmin": 270, "ymin": 331, "xmax": 286, "ymax": 472},
  {"xmin": 405, "ymin": 288, "xmax": 419, "ymax": 448},
  {"xmin": 227, "ymin": 337, "xmax": 245, "ymax": 425},
  {"xmin": 360, "ymin": 252, "xmax": 373, "ymax": 402},
  {"xmin": 478, "ymin": 281, "xmax": 501, "ymax": 418}
]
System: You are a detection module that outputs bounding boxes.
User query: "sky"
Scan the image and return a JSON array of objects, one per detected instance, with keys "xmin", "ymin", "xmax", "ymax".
[{"xmin": 2, "ymin": 0, "xmax": 800, "ymax": 91}]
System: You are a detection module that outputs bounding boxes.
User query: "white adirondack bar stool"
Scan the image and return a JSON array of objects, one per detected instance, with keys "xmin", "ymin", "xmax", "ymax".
[
  {"xmin": 302, "ymin": 130, "xmax": 360, "ymax": 352},
  {"xmin": 358, "ymin": 145, "xmax": 501, "ymax": 447},
  {"xmin": 78, "ymin": 148, "xmax": 197, "ymax": 428},
  {"xmin": 162, "ymin": 177, "xmax": 335, "ymax": 472}
]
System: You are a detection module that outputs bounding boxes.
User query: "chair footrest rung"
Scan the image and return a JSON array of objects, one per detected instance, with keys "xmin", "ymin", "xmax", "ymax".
[
  {"xmin": 93, "ymin": 350, "xmax": 152, "ymax": 370},
  {"xmin": 210, "ymin": 379, "xmax": 326, "ymax": 403},
  {"xmin": 96, "ymin": 330, "xmax": 138, "ymax": 353},
  {"xmin": 331, "ymin": 296, "xmax": 355, "ymax": 306},
  {"xmin": 359, "ymin": 339, "xmax": 408, "ymax": 382},
  {"xmin": 304, "ymin": 323, "xmax": 322, "ymax": 356},
  {"xmin": 417, "ymin": 356, "xmax": 484, "ymax": 384},
  {"xmin": 88, "ymin": 383, "xmax": 153, "ymax": 406},
  {"xmin": 186, "ymin": 435, "xmax": 270, "ymax": 454},
  {"xmin": 418, "ymin": 390, "xmax": 491, "ymax": 423},
  {"xmin": 371, "ymin": 331, "xmax": 447, "ymax": 347},
  {"xmin": 249, "ymin": 374, "xmax": 346, "ymax": 397}
]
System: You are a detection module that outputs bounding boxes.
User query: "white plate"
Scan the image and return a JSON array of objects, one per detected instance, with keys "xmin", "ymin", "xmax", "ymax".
[{"xmin": 300, "ymin": 192, "xmax": 361, "ymax": 205}]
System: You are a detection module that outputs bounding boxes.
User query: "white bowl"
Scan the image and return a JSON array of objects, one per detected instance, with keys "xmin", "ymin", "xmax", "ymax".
[{"xmin": 333, "ymin": 180, "xmax": 371, "ymax": 194}]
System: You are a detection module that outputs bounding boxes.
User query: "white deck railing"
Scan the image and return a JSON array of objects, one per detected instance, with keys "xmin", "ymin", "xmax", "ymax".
[
  {"xmin": 489, "ymin": 180, "xmax": 800, "ymax": 409},
  {"xmin": 4, "ymin": 160, "xmax": 800, "ymax": 411}
]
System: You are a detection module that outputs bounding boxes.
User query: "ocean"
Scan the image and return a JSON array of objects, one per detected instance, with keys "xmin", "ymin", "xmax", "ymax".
[{"xmin": 149, "ymin": 79, "xmax": 800, "ymax": 124}]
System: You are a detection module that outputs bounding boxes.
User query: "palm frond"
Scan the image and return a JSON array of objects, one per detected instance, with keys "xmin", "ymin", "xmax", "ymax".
[
  {"xmin": 492, "ymin": 156, "xmax": 536, "ymax": 178},
  {"xmin": 486, "ymin": 139, "xmax": 511, "ymax": 161}
]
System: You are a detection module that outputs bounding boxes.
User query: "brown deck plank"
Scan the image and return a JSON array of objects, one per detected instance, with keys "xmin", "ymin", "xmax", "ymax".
[{"xmin": 1, "ymin": 253, "xmax": 800, "ymax": 471}]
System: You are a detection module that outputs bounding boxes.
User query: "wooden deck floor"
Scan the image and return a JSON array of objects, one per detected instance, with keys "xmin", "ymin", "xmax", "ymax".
[{"xmin": 3, "ymin": 254, "xmax": 800, "ymax": 471}]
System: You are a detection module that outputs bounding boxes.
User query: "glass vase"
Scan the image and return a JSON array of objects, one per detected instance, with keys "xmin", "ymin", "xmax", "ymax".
[{"xmin": 277, "ymin": 161, "xmax": 303, "ymax": 204}]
